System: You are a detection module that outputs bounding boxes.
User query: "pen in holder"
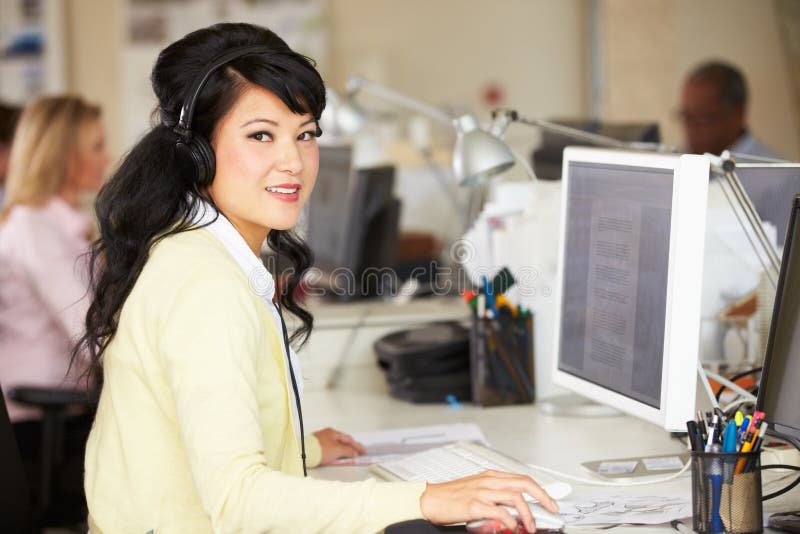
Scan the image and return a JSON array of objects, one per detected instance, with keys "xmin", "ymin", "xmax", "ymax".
[
  {"xmin": 690, "ymin": 450, "xmax": 762, "ymax": 534},
  {"xmin": 469, "ymin": 314, "xmax": 534, "ymax": 406}
]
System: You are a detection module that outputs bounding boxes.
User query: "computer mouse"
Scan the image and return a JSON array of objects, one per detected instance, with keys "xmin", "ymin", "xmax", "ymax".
[{"xmin": 466, "ymin": 503, "xmax": 565, "ymax": 533}]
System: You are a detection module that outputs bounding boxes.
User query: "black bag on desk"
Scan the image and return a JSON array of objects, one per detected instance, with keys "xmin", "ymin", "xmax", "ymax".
[{"xmin": 374, "ymin": 322, "xmax": 472, "ymax": 403}]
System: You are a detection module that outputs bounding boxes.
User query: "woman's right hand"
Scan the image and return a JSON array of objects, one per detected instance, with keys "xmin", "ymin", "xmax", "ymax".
[{"xmin": 419, "ymin": 470, "xmax": 559, "ymax": 532}]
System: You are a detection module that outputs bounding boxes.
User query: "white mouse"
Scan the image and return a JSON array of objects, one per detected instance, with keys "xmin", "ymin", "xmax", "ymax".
[
  {"xmin": 466, "ymin": 503, "xmax": 564, "ymax": 532},
  {"xmin": 511, "ymin": 503, "xmax": 564, "ymax": 530}
]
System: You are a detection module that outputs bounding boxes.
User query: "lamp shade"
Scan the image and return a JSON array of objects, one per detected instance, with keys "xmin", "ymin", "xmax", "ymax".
[
  {"xmin": 319, "ymin": 88, "xmax": 365, "ymax": 137},
  {"xmin": 452, "ymin": 115, "xmax": 516, "ymax": 186}
]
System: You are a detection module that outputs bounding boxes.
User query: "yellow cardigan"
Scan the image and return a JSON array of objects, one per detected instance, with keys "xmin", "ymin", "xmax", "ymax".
[{"xmin": 84, "ymin": 228, "xmax": 426, "ymax": 533}]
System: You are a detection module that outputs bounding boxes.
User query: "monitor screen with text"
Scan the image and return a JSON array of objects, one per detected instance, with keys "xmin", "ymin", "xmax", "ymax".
[{"xmin": 558, "ymin": 162, "xmax": 674, "ymax": 409}]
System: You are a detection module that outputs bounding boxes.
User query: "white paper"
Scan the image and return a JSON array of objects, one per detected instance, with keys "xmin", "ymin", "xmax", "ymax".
[
  {"xmin": 558, "ymin": 494, "xmax": 692, "ymax": 525},
  {"xmin": 329, "ymin": 423, "xmax": 488, "ymax": 465},
  {"xmin": 642, "ymin": 456, "xmax": 685, "ymax": 471},
  {"xmin": 597, "ymin": 460, "xmax": 638, "ymax": 474}
]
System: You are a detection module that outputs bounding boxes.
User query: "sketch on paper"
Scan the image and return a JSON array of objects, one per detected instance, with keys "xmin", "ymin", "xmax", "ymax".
[{"xmin": 558, "ymin": 494, "xmax": 691, "ymax": 525}]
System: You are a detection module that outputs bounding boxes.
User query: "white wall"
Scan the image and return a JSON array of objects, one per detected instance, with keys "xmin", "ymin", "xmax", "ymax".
[
  {"xmin": 325, "ymin": 0, "xmax": 587, "ymax": 124},
  {"xmin": 65, "ymin": 0, "xmax": 124, "ymax": 159},
  {"xmin": 323, "ymin": 0, "xmax": 588, "ymax": 242}
]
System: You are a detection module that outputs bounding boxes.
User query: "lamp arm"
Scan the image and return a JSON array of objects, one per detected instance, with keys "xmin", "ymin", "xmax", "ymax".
[
  {"xmin": 734, "ymin": 162, "xmax": 800, "ymax": 169},
  {"xmin": 697, "ymin": 361, "xmax": 721, "ymax": 411},
  {"xmin": 498, "ymin": 110, "xmax": 627, "ymax": 148},
  {"xmin": 517, "ymin": 116, "xmax": 631, "ymax": 148},
  {"xmin": 347, "ymin": 76, "xmax": 454, "ymax": 126},
  {"xmin": 706, "ymin": 152, "xmax": 782, "ymax": 287},
  {"xmin": 492, "ymin": 109, "xmax": 678, "ymax": 152},
  {"xmin": 729, "ymin": 151, "xmax": 800, "ymax": 166}
]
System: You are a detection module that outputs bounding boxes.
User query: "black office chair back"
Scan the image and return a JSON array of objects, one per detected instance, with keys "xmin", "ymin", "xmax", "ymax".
[{"xmin": 0, "ymin": 384, "xmax": 33, "ymax": 533}]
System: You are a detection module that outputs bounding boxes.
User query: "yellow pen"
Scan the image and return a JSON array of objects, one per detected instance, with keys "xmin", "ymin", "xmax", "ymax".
[{"xmin": 735, "ymin": 421, "xmax": 761, "ymax": 474}]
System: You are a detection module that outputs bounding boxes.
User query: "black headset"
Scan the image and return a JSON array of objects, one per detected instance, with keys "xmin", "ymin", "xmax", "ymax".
[
  {"xmin": 174, "ymin": 45, "xmax": 267, "ymax": 186},
  {"xmin": 173, "ymin": 44, "xmax": 322, "ymax": 188},
  {"xmin": 175, "ymin": 45, "xmax": 310, "ymax": 476}
]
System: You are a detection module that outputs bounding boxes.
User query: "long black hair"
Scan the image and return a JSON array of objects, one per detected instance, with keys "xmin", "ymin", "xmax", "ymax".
[{"xmin": 73, "ymin": 23, "xmax": 324, "ymax": 379}]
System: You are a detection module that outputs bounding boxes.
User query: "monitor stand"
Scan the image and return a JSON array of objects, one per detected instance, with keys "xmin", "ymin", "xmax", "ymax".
[
  {"xmin": 580, "ymin": 452, "xmax": 691, "ymax": 482},
  {"xmin": 538, "ymin": 393, "xmax": 622, "ymax": 418}
]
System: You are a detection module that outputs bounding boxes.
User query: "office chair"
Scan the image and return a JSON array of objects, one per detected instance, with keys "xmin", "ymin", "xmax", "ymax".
[
  {"xmin": 9, "ymin": 385, "xmax": 97, "ymax": 532},
  {"xmin": 0, "ymin": 384, "xmax": 34, "ymax": 533}
]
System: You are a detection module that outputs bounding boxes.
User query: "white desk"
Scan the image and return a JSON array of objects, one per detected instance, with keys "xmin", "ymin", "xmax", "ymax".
[
  {"xmin": 303, "ymin": 366, "xmax": 800, "ymax": 533},
  {"xmin": 296, "ymin": 297, "xmax": 469, "ymax": 390}
]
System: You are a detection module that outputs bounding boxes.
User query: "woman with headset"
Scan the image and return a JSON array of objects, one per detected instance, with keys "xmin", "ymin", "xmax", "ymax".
[{"xmin": 75, "ymin": 23, "xmax": 557, "ymax": 533}]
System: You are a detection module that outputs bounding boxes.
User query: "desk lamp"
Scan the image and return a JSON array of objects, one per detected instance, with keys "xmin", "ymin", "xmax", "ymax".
[
  {"xmin": 320, "ymin": 87, "xmax": 366, "ymax": 138},
  {"xmin": 345, "ymin": 76, "xmax": 516, "ymax": 186}
]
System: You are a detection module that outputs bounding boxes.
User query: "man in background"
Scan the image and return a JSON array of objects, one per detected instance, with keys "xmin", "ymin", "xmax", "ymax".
[
  {"xmin": 678, "ymin": 61, "xmax": 799, "ymax": 244},
  {"xmin": 0, "ymin": 103, "xmax": 21, "ymax": 206}
]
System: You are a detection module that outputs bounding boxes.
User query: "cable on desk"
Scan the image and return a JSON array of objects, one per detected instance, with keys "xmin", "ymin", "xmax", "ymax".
[
  {"xmin": 721, "ymin": 396, "xmax": 756, "ymax": 414},
  {"xmin": 714, "ymin": 366, "xmax": 761, "ymax": 402},
  {"xmin": 325, "ymin": 308, "xmax": 371, "ymax": 389},
  {"xmin": 511, "ymin": 147, "xmax": 539, "ymax": 182},
  {"xmin": 527, "ymin": 460, "xmax": 691, "ymax": 487},
  {"xmin": 703, "ymin": 368, "xmax": 757, "ymax": 404},
  {"xmin": 760, "ymin": 464, "xmax": 800, "ymax": 500}
]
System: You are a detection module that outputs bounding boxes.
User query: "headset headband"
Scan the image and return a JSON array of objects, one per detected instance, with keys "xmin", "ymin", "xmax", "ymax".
[{"xmin": 175, "ymin": 45, "xmax": 273, "ymax": 136}]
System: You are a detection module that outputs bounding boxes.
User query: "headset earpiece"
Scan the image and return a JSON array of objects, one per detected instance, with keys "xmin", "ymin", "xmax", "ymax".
[
  {"xmin": 174, "ymin": 129, "xmax": 216, "ymax": 187},
  {"xmin": 174, "ymin": 45, "xmax": 273, "ymax": 187}
]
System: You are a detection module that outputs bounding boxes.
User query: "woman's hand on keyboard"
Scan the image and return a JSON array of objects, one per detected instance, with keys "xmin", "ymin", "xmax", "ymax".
[
  {"xmin": 313, "ymin": 427, "xmax": 366, "ymax": 465},
  {"xmin": 419, "ymin": 470, "xmax": 558, "ymax": 533}
]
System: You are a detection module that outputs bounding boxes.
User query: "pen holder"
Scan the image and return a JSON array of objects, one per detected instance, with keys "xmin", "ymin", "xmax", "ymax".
[
  {"xmin": 690, "ymin": 451, "xmax": 762, "ymax": 534},
  {"xmin": 469, "ymin": 315, "xmax": 534, "ymax": 406}
]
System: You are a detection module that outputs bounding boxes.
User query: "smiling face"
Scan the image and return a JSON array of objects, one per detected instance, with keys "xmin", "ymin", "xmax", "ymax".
[{"xmin": 208, "ymin": 83, "xmax": 319, "ymax": 254}]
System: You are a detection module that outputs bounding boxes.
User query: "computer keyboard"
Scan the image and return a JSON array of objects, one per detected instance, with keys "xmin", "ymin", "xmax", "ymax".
[{"xmin": 370, "ymin": 440, "xmax": 572, "ymax": 500}]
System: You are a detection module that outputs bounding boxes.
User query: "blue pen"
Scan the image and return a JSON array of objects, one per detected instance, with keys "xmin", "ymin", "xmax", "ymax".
[
  {"xmin": 722, "ymin": 420, "xmax": 737, "ymax": 453},
  {"xmin": 737, "ymin": 415, "xmax": 752, "ymax": 449},
  {"xmin": 722, "ymin": 420, "xmax": 738, "ymax": 485},
  {"xmin": 482, "ymin": 275, "xmax": 497, "ymax": 316},
  {"xmin": 709, "ymin": 443, "xmax": 724, "ymax": 532}
]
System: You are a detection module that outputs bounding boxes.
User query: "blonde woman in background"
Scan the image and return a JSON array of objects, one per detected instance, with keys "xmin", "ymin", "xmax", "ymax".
[{"xmin": 0, "ymin": 97, "xmax": 109, "ymax": 509}]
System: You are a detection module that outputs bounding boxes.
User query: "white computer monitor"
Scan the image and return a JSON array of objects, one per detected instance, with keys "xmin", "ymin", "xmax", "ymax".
[{"xmin": 551, "ymin": 147, "xmax": 710, "ymax": 432}]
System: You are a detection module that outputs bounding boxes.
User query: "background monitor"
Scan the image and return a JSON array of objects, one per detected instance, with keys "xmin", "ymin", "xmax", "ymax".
[
  {"xmin": 756, "ymin": 195, "xmax": 800, "ymax": 448},
  {"xmin": 306, "ymin": 146, "xmax": 401, "ymax": 299},
  {"xmin": 552, "ymin": 147, "xmax": 710, "ymax": 432},
  {"xmin": 531, "ymin": 120, "xmax": 661, "ymax": 181}
]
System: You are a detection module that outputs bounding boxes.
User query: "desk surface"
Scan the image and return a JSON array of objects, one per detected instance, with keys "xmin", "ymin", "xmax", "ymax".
[
  {"xmin": 303, "ymin": 296, "xmax": 469, "ymax": 329},
  {"xmin": 304, "ymin": 367, "xmax": 800, "ymax": 533}
]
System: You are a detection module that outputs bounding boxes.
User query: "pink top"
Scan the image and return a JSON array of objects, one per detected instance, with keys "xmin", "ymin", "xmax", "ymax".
[{"xmin": 0, "ymin": 197, "xmax": 93, "ymax": 421}]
